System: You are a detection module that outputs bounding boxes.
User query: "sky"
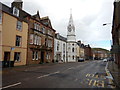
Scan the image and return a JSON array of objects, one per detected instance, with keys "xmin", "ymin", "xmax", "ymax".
[{"xmin": 1, "ymin": 0, "xmax": 115, "ymax": 50}]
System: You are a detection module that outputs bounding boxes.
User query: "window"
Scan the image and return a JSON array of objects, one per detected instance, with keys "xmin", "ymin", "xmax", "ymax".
[
  {"xmin": 34, "ymin": 23, "xmax": 37, "ymax": 30},
  {"xmin": 57, "ymin": 41, "xmax": 59, "ymax": 51},
  {"xmin": 63, "ymin": 55, "xmax": 65, "ymax": 61},
  {"xmin": 14, "ymin": 52, "xmax": 21, "ymax": 62},
  {"xmin": 46, "ymin": 52, "xmax": 49, "ymax": 59},
  {"xmin": 32, "ymin": 51, "xmax": 35, "ymax": 60},
  {"xmin": 13, "ymin": 7, "xmax": 19, "ymax": 17},
  {"xmin": 34, "ymin": 23, "xmax": 40, "ymax": 31},
  {"xmin": 72, "ymin": 48, "xmax": 74, "ymax": 52},
  {"xmin": 16, "ymin": 21, "xmax": 22, "ymax": 31},
  {"xmin": 29, "ymin": 34, "xmax": 34, "ymax": 44},
  {"xmin": 63, "ymin": 44, "xmax": 65, "ymax": 53},
  {"xmin": 41, "ymin": 27, "xmax": 46, "ymax": 33},
  {"xmin": 36, "ymin": 51, "xmax": 38, "ymax": 60},
  {"xmin": 47, "ymin": 52, "xmax": 51, "ymax": 60},
  {"xmin": 34, "ymin": 35, "xmax": 37, "ymax": 45},
  {"xmin": 38, "ymin": 36, "xmax": 41, "ymax": 45},
  {"xmin": 32, "ymin": 51, "xmax": 39, "ymax": 60},
  {"xmin": 16, "ymin": 36, "xmax": 21, "ymax": 46},
  {"xmin": 34, "ymin": 35, "xmax": 41, "ymax": 45},
  {"xmin": 68, "ymin": 47, "xmax": 71, "ymax": 52},
  {"xmin": 73, "ymin": 55, "xmax": 74, "ymax": 60},
  {"xmin": 48, "ymin": 30, "xmax": 52, "ymax": 35},
  {"xmin": 48, "ymin": 40, "xmax": 52, "ymax": 48},
  {"xmin": 0, "ymin": 11, "xmax": 2, "ymax": 24}
]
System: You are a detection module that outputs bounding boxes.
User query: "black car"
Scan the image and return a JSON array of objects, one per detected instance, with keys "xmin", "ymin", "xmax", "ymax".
[{"xmin": 78, "ymin": 58, "xmax": 85, "ymax": 62}]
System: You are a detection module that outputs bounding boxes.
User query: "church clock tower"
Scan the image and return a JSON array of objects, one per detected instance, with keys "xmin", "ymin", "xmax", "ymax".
[
  {"xmin": 67, "ymin": 10, "xmax": 77, "ymax": 62},
  {"xmin": 67, "ymin": 11, "xmax": 76, "ymax": 42}
]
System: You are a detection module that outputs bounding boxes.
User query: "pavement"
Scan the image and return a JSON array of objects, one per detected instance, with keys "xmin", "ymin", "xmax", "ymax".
[
  {"xmin": 108, "ymin": 61, "xmax": 120, "ymax": 88},
  {"xmin": 1, "ymin": 62, "xmax": 59, "ymax": 75}
]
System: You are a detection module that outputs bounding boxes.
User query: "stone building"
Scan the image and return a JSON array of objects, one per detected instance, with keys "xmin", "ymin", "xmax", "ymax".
[
  {"xmin": 111, "ymin": 0, "xmax": 120, "ymax": 67},
  {"xmin": 0, "ymin": 0, "xmax": 28, "ymax": 67},
  {"xmin": 76, "ymin": 41, "xmax": 85, "ymax": 61}
]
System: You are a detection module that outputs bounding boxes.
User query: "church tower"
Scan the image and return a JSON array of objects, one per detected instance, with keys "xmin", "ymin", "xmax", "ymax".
[{"xmin": 67, "ymin": 10, "xmax": 77, "ymax": 62}]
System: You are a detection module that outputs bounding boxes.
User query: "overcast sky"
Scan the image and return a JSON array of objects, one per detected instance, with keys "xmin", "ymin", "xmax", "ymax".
[{"xmin": 1, "ymin": 0, "xmax": 115, "ymax": 50}]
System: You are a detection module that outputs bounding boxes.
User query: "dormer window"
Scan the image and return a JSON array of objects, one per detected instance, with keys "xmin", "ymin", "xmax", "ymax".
[
  {"xmin": 34, "ymin": 23, "xmax": 40, "ymax": 31},
  {"xmin": 13, "ymin": 7, "xmax": 19, "ymax": 17}
]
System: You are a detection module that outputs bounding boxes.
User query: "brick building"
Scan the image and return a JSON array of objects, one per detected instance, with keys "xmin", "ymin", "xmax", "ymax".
[{"xmin": 84, "ymin": 44, "xmax": 93, "ymax": 60}]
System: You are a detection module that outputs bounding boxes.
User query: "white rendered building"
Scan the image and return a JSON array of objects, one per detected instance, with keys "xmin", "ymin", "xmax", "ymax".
[{"xmin": 54, "ymin": 33, "xmax": 67, "ymax": 63}]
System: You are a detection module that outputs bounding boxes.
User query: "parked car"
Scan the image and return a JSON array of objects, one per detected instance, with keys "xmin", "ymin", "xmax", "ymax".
[
  {"xmin": 103, "ymin": 59, "xmax": 107, "ymax": 62},
  {"xmin": 78, "ymin": 58, "xmax": 85, "ymax": 62}
]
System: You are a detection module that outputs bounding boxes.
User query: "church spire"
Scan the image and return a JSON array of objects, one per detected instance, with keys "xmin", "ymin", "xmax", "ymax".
[{"xmin": 68, "ymin": 9, "xmax": 74, "ymax": 28}]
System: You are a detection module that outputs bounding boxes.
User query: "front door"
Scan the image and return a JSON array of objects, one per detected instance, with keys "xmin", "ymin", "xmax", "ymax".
[
  {"xmin": 3, "ymin": 52, "xmax": 10, "ymax": 67},
  {"xmin": 41, "ymin": 52, "xmax": 44, "ymax": 63}
]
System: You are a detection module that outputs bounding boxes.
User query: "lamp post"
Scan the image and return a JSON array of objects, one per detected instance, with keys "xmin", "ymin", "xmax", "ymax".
[{"xmin": 103, "ymin": 23, "xmax": 111, "ymax": 26}]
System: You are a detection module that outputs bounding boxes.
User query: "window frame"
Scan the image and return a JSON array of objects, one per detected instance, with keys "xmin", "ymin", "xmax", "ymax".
[
  {"xmin": 16, "ymin": 35, "xmax": 22, "ymax": 47},
  {"xmin": 29, "ymin": 34, "xmax": 34, "ymax": 44},
  {"xmin": 13, "ymin": 7, "xmax": 19, "ymax": 17},
  {"xmin": 14, "ymin": 52, "xmax": 21, "ymax": 62},
  {"xmin": 36, "ymin": 51, "xmax": 38, "ymax": 60},
  {"xmin": 16, "ymin": 20, "xmax": 22, "ymax": 31},
  {"xmin": 32, "ymin": 51, "xmax": 35, "ymax": 60}
]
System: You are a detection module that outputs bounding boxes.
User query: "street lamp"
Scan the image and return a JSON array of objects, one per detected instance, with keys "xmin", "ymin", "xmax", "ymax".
[{"xmin": 103, "ymin": 23, "xmax": 111, "ymax": 26}]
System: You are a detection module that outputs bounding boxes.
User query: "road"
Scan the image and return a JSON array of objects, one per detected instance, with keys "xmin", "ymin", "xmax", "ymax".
[{"xmin": 2, "ymin": 60, "xmax": 112, "ymax": 88}]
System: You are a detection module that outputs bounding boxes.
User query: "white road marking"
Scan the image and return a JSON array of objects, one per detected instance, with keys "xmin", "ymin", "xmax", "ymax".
[
  {"xmin": 68, "ymin": 67, "xmax": 75, "ymax": 70},
  {"xmin": 37, "ymin": 71, "xmax": 60, "ymax": 79},
  {"xmin": 74, "ymin": 78, "xmax": 78, "ymax": 82},
  {"xmin": 2, "ymin": 82, "xmax": 21, "ymax": 89}
]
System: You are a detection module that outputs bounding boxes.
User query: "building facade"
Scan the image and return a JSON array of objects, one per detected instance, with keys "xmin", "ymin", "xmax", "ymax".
[
  {"xmin": 76, "ymin": 41, "xmax": 85, "ymax": 61},
  {"xmin": 111, "ymin": 0, "xmax": 120, "ymax": 67},
  {"xmin": 92, "ymin": 48, "xmax": 109, "ymax": 60},
  {"xmin": 54, "ymin": 33, "xmax": 67, "ymax": 63},
  {"xmin": 26, "ymin": 12, "xmax": 55, "ymax": 65},
  {"xmin": 67, "ymin": 12, "xmax": 77, "ymax": 62},
  {"xmin": 0, "ymin": 0, "xmax": 56, "ymax": 67},
  {"xmin": 84, "ymin": 45, "xmax": 93, "ymax": 60},
  {"xmin": 0, "ymin": 1, "xmax": 28, "ymax": 67}
]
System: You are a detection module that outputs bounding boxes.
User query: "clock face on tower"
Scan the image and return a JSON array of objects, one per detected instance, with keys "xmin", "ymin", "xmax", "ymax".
[
  {"xmin": 68, "ymin": 26, "xmax": 72, "ymax": 32},
  {"xmin": 68, "ymin": 28, "xmax": 72, "ymax": 32}
]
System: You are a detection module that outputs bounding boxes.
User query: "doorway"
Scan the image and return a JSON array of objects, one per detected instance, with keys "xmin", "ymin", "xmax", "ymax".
[
  {"xmin": 3, "ymin": 52, "xmax": 10, "ymax": 67},
  {"xmin": 41, "ymin": 52, "xmax": 44, "ymax": 63}
]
